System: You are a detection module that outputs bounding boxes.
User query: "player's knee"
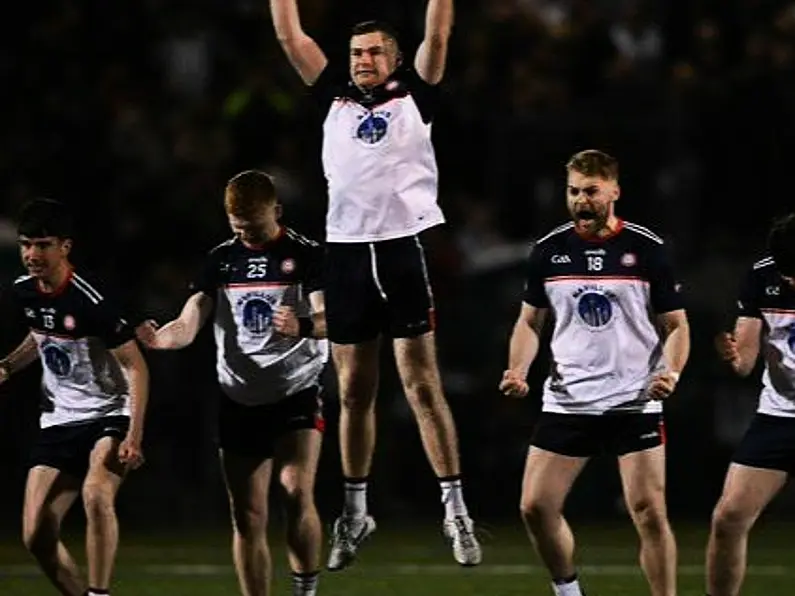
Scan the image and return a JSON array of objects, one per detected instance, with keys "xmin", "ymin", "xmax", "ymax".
[
  {"xmin": 338, "ymin": 385, "xmax": 376, "ymax": 412},
  {"xmin": 519, "ymin": 494, "xmax": 560, "ymax": 528},
  {"xmin": 711, "ymin": 498, "xmax": 754, "ymax": 537},
  {"xmin": 281, "ymin": 482, "xmax": 313, "ymax": 515},
  {"xmin": 403, "ymin": 377, "xmax": 442, "ymax": 414},
  {"xmin": 627, "ymin": 496, "xmax": 669, "ymax": 536},
  {"xmin": 231, "ymin": 504, "xmax": 268, "ymax": 537},
  {"xmin": 82, "ymin": 483, "xmax": 116, "ymax": 519}
]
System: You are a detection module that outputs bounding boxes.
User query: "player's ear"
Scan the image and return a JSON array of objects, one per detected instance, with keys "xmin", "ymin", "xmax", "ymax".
[
  {"xmin": 61, "ymin": 238, "xmax": 73, "ymax": 255},
  {"xmin": 274, "ymin": 202, "xmax": 283, "ymax": 221},
  {"xmin": 613, "ymin": 183, "xmax": 621, "ymax": 202}
]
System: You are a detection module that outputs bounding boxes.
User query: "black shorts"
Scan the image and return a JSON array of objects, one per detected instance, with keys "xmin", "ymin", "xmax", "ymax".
[
  {"xmin": 29, "ymin": 415, "xmax": 130, "ymax": 479},
  {"xmin": 324, "ymin": 235, "xmax": 435, "ymax": 344},
  {"xmin": 732, "ymin": 413, "xmax": 795, "ymax": 475},
  {"xmin": 218, "ymin": 386, "xmax": 324, "ymax": 458},
  {"xmin": 530, "ymin": 412, "xmax": 665, "ymax": 458}
]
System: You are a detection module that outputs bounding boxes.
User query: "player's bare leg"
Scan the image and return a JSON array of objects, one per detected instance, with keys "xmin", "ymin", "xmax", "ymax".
[
  {"xmin": 327, "ymin": 339, "xmax": 379, "ymax": 571},
  {"xmin": 221, "ymin": 450, "xmax": 274, "ymax": 596},
  {"xmin": 276, "ymin": 428, "xmax": 323, "ymax": 595},
  {"xmin": 619, "ymin": 445, "xmax": 677, "ymax": 596},
  {"xmin": 706, "ymin": 464, "xmax": 786, "ymax": 596},
  {"xmin": 520, "ymin": 447, "xmax": 589, "ymax": 594},
  {"xmin": 22, "ymin": 466, "xmax": 86, "ymax": 596},
  {"xmin": 393, "ymin": 331, "xmax": 482, "ymax": 565},
  {"xmin": 83, "ymin": 437, "xmax": 126, "ymax": 593}
]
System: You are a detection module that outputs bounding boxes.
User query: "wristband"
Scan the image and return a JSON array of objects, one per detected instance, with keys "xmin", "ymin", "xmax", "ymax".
[{"xmin": 297, "ymin": 317, "xmax": 315, "ymax": 338}]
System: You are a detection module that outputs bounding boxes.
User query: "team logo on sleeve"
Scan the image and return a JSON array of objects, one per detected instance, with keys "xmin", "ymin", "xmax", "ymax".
[
  {"xmin": 573, "ymin": 285, "xmax": 617, "ymax": 329},
  {"xmin": 355, "ymin": 111, "xmax": 391, "ymax": 145},
  {"xmin": 236, "ymin": 291, "xmax": 279, "ymax": 336}
]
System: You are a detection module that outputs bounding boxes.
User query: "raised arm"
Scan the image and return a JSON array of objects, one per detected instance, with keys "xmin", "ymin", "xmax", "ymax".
[
  {"xmin": 414, "ymin": 0, "xmax": 454, "ymax": 85},
  {"xmin": 269, "ymin": 0, "xmax": 328, "ymax": 85},
  {"xmin": 499, "ymin": 302, "xmax": 548, "ymax": 397},
  {"xmin": 137, "ymin": 292, "xmax": 214, "ymax": 350},
  {"xmin": 0, "ymin": 332, "xmax": 39, "ymax": 382}
]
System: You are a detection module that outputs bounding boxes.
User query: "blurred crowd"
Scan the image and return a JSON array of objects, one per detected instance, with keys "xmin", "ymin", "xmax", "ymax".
[{"xmin": 1, "ymin": 0, "xmax": 795, "ymax": 526}]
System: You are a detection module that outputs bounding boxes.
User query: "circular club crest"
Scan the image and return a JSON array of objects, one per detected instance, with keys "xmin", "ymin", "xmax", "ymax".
[
  {"xmin": 620, "ymin": 253, "xmax": 637, "ymax": 267},
  {"xmin": 63, "ymin": 315, "xmax": 76, "ymax": 331},
  {"xmin": 577, "ymin": 292, "xmax": 613, "ymax": 328},
  {"xmin": 241, "ymin": 298, "xmax": 273, "ymax": 335},
  {"xmin": 356, "ymin": 114, "xmax": 389, "ymax": 145},
  {"xmin": 42, "ymin": 344, "xmax": 72, "ymax": 377},
  {"xmin": 281, "ymin": 259, "xmax": 295, "ymax": 274},
  {"xmin": 788, "ymin": 324, "xmax": 795, "ymax": 353}
]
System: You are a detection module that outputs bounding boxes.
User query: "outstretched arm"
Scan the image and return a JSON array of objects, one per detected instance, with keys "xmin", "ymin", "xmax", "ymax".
[
  {"xmin": 414, "ymin": 0, "xmax": 454, "ymax": 85},
  {"xmin": 136, "ymin": 292, "xmax": 214, "ymax": 350},
  {"xmin": 269, "ymin": 0, "xmax": 328, "ymax": 85}
]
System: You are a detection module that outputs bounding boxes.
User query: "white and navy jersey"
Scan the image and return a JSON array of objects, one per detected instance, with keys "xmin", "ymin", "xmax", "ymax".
[
  {"xmin": 11, "ymin": 270, "xmax": 135, "ymax": 428},
  {"xmin": 523, "ymin": 220, "xmax": 684, "ymax": 415},
  {"xmin": 311, "ymin": 63, "xmax": 446, "ymax": 243},
  {"xmin": 737, "ymin": 257, "xmax": 795, "ymax": 417},
  {"xmin": 193, "ymin": 227, "xmax": 329, "ymax": 406}
]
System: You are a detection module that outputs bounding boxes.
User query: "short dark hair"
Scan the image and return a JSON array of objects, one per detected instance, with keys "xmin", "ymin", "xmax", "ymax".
[
  {"xmin": 17, "ymin": 198, "xmax": 75, "ymax": 239},
  {"xmin": 768, "ymin": 213, "xmax": 795, "ymax": 276},
  {"xmin": 350, "ymin": 20, "xmax": 400, "ymax": 47},
  {"xmin": 566, "ymin": 150, "xmax": 620, "ymax": 181},
  {"xmin": 224, "ymin": 170, "xmax": 278, "ymax": 217}
]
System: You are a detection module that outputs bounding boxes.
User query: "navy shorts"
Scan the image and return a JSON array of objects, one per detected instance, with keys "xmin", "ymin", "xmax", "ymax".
[
  {"xmin": 218, "ymin": 386, "xmax": 324, "ymax": 458},
  {"xmin": 530, "ymin": 412, "xmax": 666, "ymax": 458},
  {"xmin": 29, "ymin": 415, "xmax": 130, "ymax": 479},
  {"xmin": 324, "ymin": 235, "xmax": 435, "ymax": 344},
  {"xmin": 732, "ymin": 413, "xmax": 795, "ymax": 475}
]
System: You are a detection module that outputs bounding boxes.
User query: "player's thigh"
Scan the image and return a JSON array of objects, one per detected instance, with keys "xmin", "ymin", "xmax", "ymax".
[
  {"xmin": 324, "ymin": 242, "xmax": 384, "ymax": 344},
  {"xmin": 22, "ymin": 466, "xmax": 81, "ymax": 543},
  {"xmin": 221, "ymin": 450, "xmax": 274, "ymax": 527},
  {"xmin": 392, "ymin": 331, "xmax": 443, "ymax": 394},
  {"xmin": 83, "ymin": 417, "xmax": 132, "ymax": 497},
  {"xmin": 712, "ymin": 463, "xmax": 787, "ymax": 528},
  {"xmin": 377, "ymin": 236, "xmax": 436, "ymax": 340},
  {"xmin": 275, "ymin": 429, "xmax": 323, "ymax": 498},
  {"xmin": 714, "ymin": 413, "xmax": 795, "ymax": 525},
  {"xmin": 521, "ymin": 445, "xmax": 589, "ymax": 514},
  {"xmin": 617, "ymin": 445, "xmax": 667, "ymax": 514},
  {"xmin": 331, "ymin": 338, "xmax": 381, "ymax": 404},
  {"xmin": 83, "ymin": 436, "xmax": 126, "ymax": 501}
]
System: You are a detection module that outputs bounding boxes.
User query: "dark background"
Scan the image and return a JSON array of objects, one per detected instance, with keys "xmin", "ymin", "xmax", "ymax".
[{"xmin": 0, "ymin": 0, "xmax": 794, "ymax": 537}]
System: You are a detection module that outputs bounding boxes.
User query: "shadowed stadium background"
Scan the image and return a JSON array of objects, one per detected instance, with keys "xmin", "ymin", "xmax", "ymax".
[{"xmin": 0, "ymin": 1, "xmax": 794, "ymax": 594}]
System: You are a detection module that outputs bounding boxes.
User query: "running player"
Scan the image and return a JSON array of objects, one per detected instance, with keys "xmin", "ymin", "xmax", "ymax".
[
  {"xmin": 499, "ymin": 150, "xmax": 690, "ymax": 596},
  {"xmin": 268, "ymin": 0, "xmax": 481, "ymax": 570},
  {"xmin": 136, "ymin": 170, "xmax": 326, "ymax": 596},
  {"xmin": 1, "ymin": 198, "xmax": 148, "ymax": 596},
  {"xmin": 706, "ymin": 213, "xmax": 795, "ymax": 596}
]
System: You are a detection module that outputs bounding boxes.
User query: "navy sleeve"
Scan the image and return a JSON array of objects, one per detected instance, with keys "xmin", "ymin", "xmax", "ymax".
[
  {"xmin": 309, "ymin": 61, "xmax": 347, "ymax": 110},
  {"xmin": 303, "ymin": 243, "xmax": 324, "ymax": 295},
  {"xmin": 88, "ymin": 284, "xmax": 136, "ymax": 349},
  {"xmin": 403, "ymin": 66, "xmax": 440, "ymax": 123},
  {"xmin": 522, "ymin": 243, "xmax": 550, "ymax": 308},
  {"xmin": 189, "ymin": 250, "xmax": 222, "ymax": 296},
  {"xmin": 646, "ymin": 242, "xmax": 685, "ymax": 313},
  {"xmin": 737, "ymin": 267, "xmax": 763, "ymax": 319}
]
